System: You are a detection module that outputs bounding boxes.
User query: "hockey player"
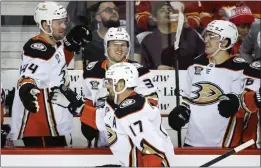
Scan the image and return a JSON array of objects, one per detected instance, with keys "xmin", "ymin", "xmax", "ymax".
[
  {"xmin": 11, "ymin": 1, "xmax": 92, "ymax": 147},
  {"xmin": 168, "ymin": 20, "xmax": 248, "ymax": 147},
  {"xmin": 49, "ymin": 27, "xmax": 158, "ymax": 147},
  {"xmin": 218, "ymin": 59, "xmax": 260, "ymax": 148},
  {"xmin": 101, "ymin": 62, "xmax": 175, "ymax": 166}
]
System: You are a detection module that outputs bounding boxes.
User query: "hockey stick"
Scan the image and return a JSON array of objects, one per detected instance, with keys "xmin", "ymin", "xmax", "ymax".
[
  {"xmin": 172, "ymin": 8, "xmax": 185, "ymax": 147},
  {"xmin": 200, "ymin": 139, "xmax": 255, "ymax": 167}
]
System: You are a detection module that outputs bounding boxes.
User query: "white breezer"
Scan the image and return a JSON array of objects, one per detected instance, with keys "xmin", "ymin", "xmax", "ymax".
[
  {"xmin": 104, "ymin": 27, "xmax": 131, "ymax": 59},
  {"xmin": 105, "ymin": 62, "xmax": 138, "ymax": 103},
  {"xmin": 206, "ymin": 20, "xmax": 238, "ymax": 57},
  {"xmin": 34, "ymin": 1, "xmax": 67, "ymax": 36}
]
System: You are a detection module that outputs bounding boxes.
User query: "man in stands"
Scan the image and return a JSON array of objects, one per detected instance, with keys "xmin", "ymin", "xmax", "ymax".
[{"xmin": 11, "ymin": 1, "xmax": 92, "ymax": 147}]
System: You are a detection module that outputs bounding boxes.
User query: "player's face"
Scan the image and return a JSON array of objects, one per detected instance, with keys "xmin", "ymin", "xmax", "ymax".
[
  {"xmin": 51, "ymin": 18, "xmax": 68, "ymax": 41},
  {"xmin": 203, "ymin": 32, "xmax": 220, "ymax": 55},
  {"xmin": 237, "ymin": 24, "xmax": 251, "ymax": 41},
  {"xmin": 97, "ymin": 2, "xmax": 120, "ymax": 28},
  {"xmin": 107, "ymin": 40, "xmax": 128, "ymax": 62}
]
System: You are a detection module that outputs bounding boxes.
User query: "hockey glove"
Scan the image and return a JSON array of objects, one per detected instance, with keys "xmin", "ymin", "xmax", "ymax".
[
  {"xmin": 168, "ymin": 103, "xmax": 190, "ymax": 131},
  {"xmin": 63, "ymin": 25, "xmax": 92, "ymax": 52},
  {"xmin": 94, "ymin": 88, "xmax": 109, "ymax": 109},
  {"xmin": 81, "ymin": 122, "xmax": 99, "ymax": 148},
  {"xmin": 218, "ymin": 94, "xmax": 240, "ymax": 118},
  {"xmin": 1, "ymin": 124, "xmax": 11, "ymax": 148},
  {"xmin": 254, "ymin": 87, "xmax": 261, "ymax": 108},
  {"xmin": 49, "ymin": 84, "xmax": 85, "ymax": 115},
  {"xmin": 19, "ymin": 83, "xmax": 40, "ymax": 113}
]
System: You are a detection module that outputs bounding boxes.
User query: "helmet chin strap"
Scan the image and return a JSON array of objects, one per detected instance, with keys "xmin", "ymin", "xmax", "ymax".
[
  {"xmin": 209, "ymin": 41, "xmax": 231, "ymax": 57},
  {"xmin": 39, "ymin": 20, "xmax": 54, "ymax": 39}
]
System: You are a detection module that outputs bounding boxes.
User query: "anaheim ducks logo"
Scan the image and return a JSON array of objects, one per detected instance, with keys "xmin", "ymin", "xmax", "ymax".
[
  {"xmin": 105, "ymin": 124, "xmax": 117, "ymax": 146},
  {"xmin": 191, "ymin": 82, "xmax": 224, "ymax": 105}
]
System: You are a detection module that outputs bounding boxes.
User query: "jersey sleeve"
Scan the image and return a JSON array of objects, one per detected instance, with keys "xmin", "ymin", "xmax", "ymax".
[
  {"xmin": 243, "ymin": 60, "xmax": 261, "ymax": 91},
  {"xmin": 132, "ymin": 63, "xmax": 159, "ymax": 105},
  {"xmin": 80, "ymin": 78, "xmax": 97, "ymax": 129},
  {"xmin": 115, "ymin": 97, "xmax": 170, "ymax": 166},
  {"xmin": 240, "ymin": 60, "xmax": 261, "ymax": 113},
  {"xmin": 80, "ymin": 62, "xmax": 105, "ymax": 130},
  {"xmin": 18, "ymin": 40, "xmax": 55, "ymax": 89}
]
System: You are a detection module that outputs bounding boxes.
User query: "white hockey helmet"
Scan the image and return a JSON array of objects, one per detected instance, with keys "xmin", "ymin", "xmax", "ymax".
[
  {"xmin": 34, "ymin": 1, "xmax": 67, "ymax": 36},
  {"xmin": 206, "ymin": 20, "xmax": 238, "ymax": 50},
  {"xmin": 104, "ymin": 27, "xmax": 131, "ymax": 59},
  {"xmin": 105, "ymin": 62, "xmax": 138, "ymax": 95}
]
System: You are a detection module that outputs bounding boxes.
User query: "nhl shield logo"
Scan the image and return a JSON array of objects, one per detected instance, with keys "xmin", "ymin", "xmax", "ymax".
[
  {"xmin": 90, "ymin": 81, "xmax": 100, "ymax": 90},
  {"xmin": 194, "ymin": 66, "xmax": 203, "ymax": 75}
]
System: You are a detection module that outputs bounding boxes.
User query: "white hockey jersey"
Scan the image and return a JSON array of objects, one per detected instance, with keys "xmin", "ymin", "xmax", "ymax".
[
  {"xmin": 11, "ymin": 35, "xmax": 74, "ymax": 140},
  {"xmin": 240, "ymin": 59, "xmax": 260, "ymax": 148},
  {"xmin": 182, "ymin": 55, "xmax": 247, "ymax": 147},
  {"xmin": 80, "ymin": 59, "xmax": 159, "ymax": 146},
  {"xmin": 104, "ymin": 92, "xmax": 175, "ymax": 166}
]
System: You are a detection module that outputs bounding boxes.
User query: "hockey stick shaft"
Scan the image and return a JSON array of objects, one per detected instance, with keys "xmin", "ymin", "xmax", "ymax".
[
  {"xmin": 200, "ymin": 139, "xmax": 255, "ymax": 167},
  {"xmin": 173, "ymin": 11, "xmax": 184, "ymax": 147}
]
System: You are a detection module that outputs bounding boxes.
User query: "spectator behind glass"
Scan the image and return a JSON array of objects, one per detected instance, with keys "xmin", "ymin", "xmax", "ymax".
[
  {"xmin": 239, "ymin": 20, "xmax": 260, "ymax": 63},
  {"xmin": 229, "ymin": 5, "xmax": 255, "ymax": 56},
  {"xmin": 82, "ymin": 1, "xmax": 120, "ymax": 66},
  {"xmin": 66, "ymin": 1, "xmax": 89, "ymax": 70},
  {"xmin": 140, "ymin": 1, "xmax": 205, "ymax": 70}
]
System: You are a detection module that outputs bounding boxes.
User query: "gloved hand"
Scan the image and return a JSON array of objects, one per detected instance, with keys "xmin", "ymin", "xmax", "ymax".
[
  {"xmin": 63, "ymin": 25, "xmax": 92, "ymax": 52},
  {"xmin": 254, "ymin": 87, "xmax": 261, "ymax": 108},
  {"xmin": 1, "ymin": 124, "xmax": 11, "ymax": 148},
  {"xmin": 94, "ymin": 88, "xmax": 109, "ymax": 109},
  {"xmin": 19, "ymin": 82, "xmax": 40, "ymax": 113},
  {"xmin": 81, "ymin": 122, "xmax": 99, "ymax": 148},
  {"xmin": 49, "ymin": 84, "xmax": 85, "ymax": 115},
  {"xmin": 168, "ymin": 103, "xmax": 190, "ymax": 131},
  {"xmin": 218, "ymin": 94, "xmax": 240, "ymax": 118}
]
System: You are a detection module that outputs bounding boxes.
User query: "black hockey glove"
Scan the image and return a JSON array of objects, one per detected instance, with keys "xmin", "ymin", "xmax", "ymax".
[
  {"xmin": 1, "ymin": 124, "xmax": 11, "ymax": 148},
  {"xmin": 19, "ymin": 82, "xmax": 40, "ymax": 113},
  {"xmin": 254, "ymin": 87, "xmax": 261, "ymax": 109},
  {"xmin": 63, "ymin": 25, "xmax": 92, "ymax": 52},
  {"xmin": 218, "ymin": 94, "xmax": 240, "ymax": 118},
  {"xmin": 49, "ymin": 84, "xmax": 85, "ymax": 115},
  {"xmin": 168, "ymin": 103, "xmax": 190, "ymax": 131},
  {"xmin": 81, "ymin": 122, "xmax": 99, "ymax": 148}
]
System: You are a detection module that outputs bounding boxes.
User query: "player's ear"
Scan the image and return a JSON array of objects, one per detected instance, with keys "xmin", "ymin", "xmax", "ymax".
[
  {"xmin": 221, "ymin": 38, "xmax": 230, "ymax": 49},
  {"xmin": 116, "ymin": 79, "xmax": 125, "ymax": 92},
  {"xmin": 41, "ymin": 21, "xmax": 50, "ymax": 32}
]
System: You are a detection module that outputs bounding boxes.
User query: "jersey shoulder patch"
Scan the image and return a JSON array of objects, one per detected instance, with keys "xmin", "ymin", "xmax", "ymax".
[
  {"xmin": 217, "ymin": 57, "xmax": 247, "ymax": 71},
  {"xmin": 23, "ymin": 36, "xmax": 55, "ymax": 60},
  {"xmin": 249, "ymin": 60, "xmax": 261, "ymax": 70},
  {"xmin": 115, "ymin": 94, "xmax": 145, "ymax": 119},
  {"xmin": 127, "ymin": 60, "xmax": 150, "ymax": 77},
  {"xmin": 244, "ymin": 60, "xmax": 261, "ymax": 79},
  {"xmin": 233, "ymin": 57, "xmax": 246, "ymax": 63},
  {"xmin": 83, "ymin": 61, "xmax": 105, "ymax": 79}
]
